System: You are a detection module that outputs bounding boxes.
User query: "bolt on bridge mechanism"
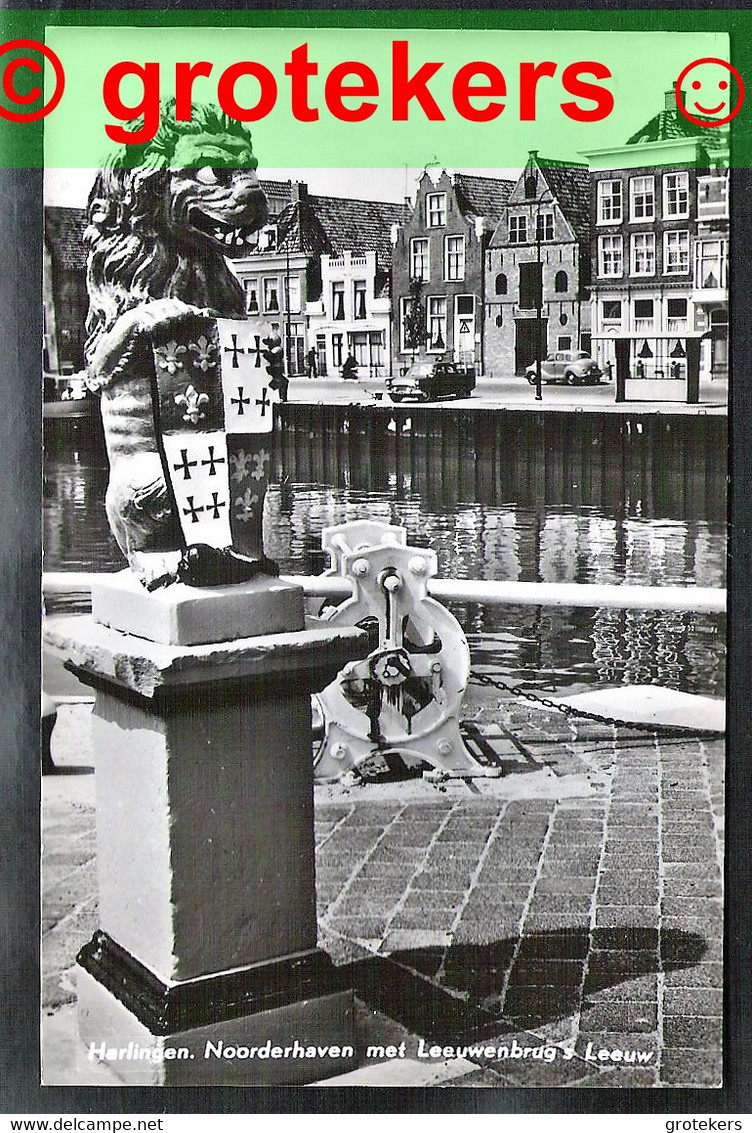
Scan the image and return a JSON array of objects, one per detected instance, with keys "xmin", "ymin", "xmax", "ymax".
[{"xmin": 313, "ymin": 521, "xmax": 500, "ymax": 782}]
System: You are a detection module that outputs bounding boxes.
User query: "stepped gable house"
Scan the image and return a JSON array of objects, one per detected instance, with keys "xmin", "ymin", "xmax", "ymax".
[
  {"xmin": 390, "ymin": 169, "xmax": 514, "ymax": 374},
  {"xmin": 582, "ymin": 89, "xmax": 729, "ymax": 383},
  {"xmin": 233, "ymin": 182, "xmax": 409, "ymax": 377},
  {"xmin": 484, "ymin": 152, "xmax": 591, "ymax": 377}
]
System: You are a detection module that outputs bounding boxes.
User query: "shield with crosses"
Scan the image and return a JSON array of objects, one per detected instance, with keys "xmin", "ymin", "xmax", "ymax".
[{"xmin": 150, "ymin": 314, "xmax": 280, "ymax": 560}]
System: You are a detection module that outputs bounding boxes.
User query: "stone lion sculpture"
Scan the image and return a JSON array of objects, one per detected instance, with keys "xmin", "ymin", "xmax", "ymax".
[{"xmin": 84, "ymin": 102, "xmax": 282, "ymax": 589}]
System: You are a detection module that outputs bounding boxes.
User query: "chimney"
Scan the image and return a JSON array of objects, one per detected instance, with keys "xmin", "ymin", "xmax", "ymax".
[
  {"xmin": 666, "ymin": 87, "xmax": 679, "ymax": 111},
  {"xmin": 292, "ymin": 181, "xmax": 309, "ymax": 204}
]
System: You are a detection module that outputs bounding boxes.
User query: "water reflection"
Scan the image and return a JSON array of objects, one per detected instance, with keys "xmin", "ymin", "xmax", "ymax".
[{"xmin": 43, "ymin": 408, "xmax": 727, "ymax": 697}]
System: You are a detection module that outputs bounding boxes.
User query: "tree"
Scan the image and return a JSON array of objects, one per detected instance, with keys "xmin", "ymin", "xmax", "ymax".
[{"xmin": 402, "ymin": 278, "xmax": 428, "ymax": 362}]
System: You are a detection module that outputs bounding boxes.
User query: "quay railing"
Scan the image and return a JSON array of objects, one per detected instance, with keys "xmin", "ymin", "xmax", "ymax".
[{"xmin": 42, "ymin": 571, "xmax": 727, "ymax": 614}]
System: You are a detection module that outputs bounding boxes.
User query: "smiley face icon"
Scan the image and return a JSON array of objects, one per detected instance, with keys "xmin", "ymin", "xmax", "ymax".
[{"xmin": 675, "ymin": 57, "xmax": 744, "ymax": 127}]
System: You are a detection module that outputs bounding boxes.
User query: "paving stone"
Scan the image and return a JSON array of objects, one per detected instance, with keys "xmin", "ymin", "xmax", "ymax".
[
  {"xmin": 659, "ymin": 1048, "xmax": 722, "ymax": 1087},
  {"xmin": 609, "ymin": 806, "xmax": 659, "ymax": 823},
  {"xmin": 595, "ymin": 906, "xmax": 659, "ymax": 929},
  {"xmin": 662, "ymin": 987, "xmax": 722, "ymax": 1016},
  {"xmin": 523, "ymin": 912, "xmax": 593, "ymax": 933},
  {"xmin": 662, "ymin": 962, "xmax": 723, "ymax": 988},
  {"xmin": 661, "ymin": 930, "xmax": 721, "ymax": 964},
  {"xmin": 331, "ymin": 893, "xmax": 405, "ymax": 918},
  {"xmin": 662, "ymin": 837, "xmax": 718, "ymax": 862},
  {"xmin": 389, "ymin": 909, "xmax": 458, "ymax": 932},
  {"xmin": 539, "ymin": 855, "xmax": 601, "ymax": 876},
  {"xmin": 525, "ymin": 897, "xmax": 593, "ymax": 916},
  {"xmin": 583, "ymin": 953, "xmax": 660, "ymax": 993},
  {"xmin": 381, "ymin": 929, "xmax": 453, "ymax": 953},
  {"xmin": 466, "ymin": 881, "xmax": 533, "ymax": 901},
  {"xmin": 355, "ymin": 859, "xmax": 420, "ymax": 880},
  {"xmin": 324, "ymin": 913, "xmax": 393, "ymax": 938},
  {"xmin": 373, "ymin": 830, "xmax": 441, "ymax": 851},
  {"xmin": 533, "ymin": 877, "xmax": 598, "ymax": 897},
  {"xmin": 665, "ymin": 897, "xmax": 724, "ymax": 924},
  {"xmin": 597, "ymin": 882, "xmax": 660, "ymax": 905},
  {"xmin": 590, "ymin": 926, "xmax": 659, "ymax": 952},
  {"xmin": 582, "ymin": 1066, "xmax": 659, "ymax": 1088},
  {"xmin": 517, "ymin": 930, "xmax": 590, "ymax": 960},
  {"xmin": 452, "ymin": 921, "xmax": 520, "ymax": 947},
  {"xmin": 582, "ymin": 974, "xmax": 658, "ymax": 1003},
  {"xmin": 401, "ymin": 889, "xmax": 467, "ymax": 911},
  {"xmin": 661, "ymin": 875, "xmax": 723, "ymax": 899},
  {"xmin": 599, "ymin": 850, "xmax": 661, "ymax": 872},
  {"xmin": 663, "ymin": 1015, "xmax": 723, "ymax": 1048},
  {"xmin": 579, "ymin": 1000, "xmax": 657, "ymax": 1033},
  {"xmin": 507, "ymin": 959, "xmax": 585, "ymax": 988},
  {"xmin": 474, "ymin": 866, "xmax": 539, "ymax": 886}
]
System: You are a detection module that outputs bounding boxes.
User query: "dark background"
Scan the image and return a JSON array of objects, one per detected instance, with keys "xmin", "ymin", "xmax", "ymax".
[{"xmin": 2, "ymin": 0, "xmax": 749, "ymax": 1116}]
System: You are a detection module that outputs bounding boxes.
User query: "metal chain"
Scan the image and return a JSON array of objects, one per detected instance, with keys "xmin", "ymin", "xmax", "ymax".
[{"xmin": 469, "ymin": 671, "xmax": 722, "ymax": 739}]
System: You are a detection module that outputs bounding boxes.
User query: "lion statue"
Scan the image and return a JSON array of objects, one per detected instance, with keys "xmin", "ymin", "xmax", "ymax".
[{"xmin": 84, "ymin": 102, "xmax": 282, "ymax": 589}]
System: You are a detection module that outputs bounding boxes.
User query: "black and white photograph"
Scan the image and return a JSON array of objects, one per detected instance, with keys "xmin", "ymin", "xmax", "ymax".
[{"xmin": 32, "ymin": 18, "xmax": 732, "ymax": 1097}]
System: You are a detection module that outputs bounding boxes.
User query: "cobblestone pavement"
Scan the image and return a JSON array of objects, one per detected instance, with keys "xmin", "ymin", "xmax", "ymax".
[{"xmin": 42, "ymin": 694, "xmax": 724, "ymax": 1088}]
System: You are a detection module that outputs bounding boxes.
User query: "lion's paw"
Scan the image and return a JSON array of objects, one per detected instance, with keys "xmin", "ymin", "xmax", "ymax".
[{"xmin": 129, "ymin": 550, "xmax": 182, "ymax": 591}]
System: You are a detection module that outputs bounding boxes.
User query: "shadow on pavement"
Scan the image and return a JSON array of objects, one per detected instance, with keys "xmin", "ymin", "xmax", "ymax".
[{"xmin": 345, "ymin": 927, "xmax": 707, "ymax": 1044}]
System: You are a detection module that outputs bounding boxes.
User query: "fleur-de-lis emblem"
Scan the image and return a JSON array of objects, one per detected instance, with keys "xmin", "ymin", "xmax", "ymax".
[
  {"xmin": 175, "ymin": 384, "xmax": 209, "ymax": 425},
  {"xmin": 229, "ymin": 450, "xmax": 254, "ymax": 484},
  {"xmin": 189, "ymin": 335, "xmax": 217, "ymax": 372},
  {"xmin": 155, "ymin": 340, "xmax": 187, "ymax": 375},
  {"xmin": 235, "ymin": 488, "xmax": 259, "ymax": 522},
  {"xmin": 251, "ymin": 448, "xmax": 270, "ymax": 481}
]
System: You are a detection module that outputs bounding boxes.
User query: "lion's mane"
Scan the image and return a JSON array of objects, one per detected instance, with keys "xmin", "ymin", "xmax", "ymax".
[{"xmin": 84, "ymin": 103, "xmax": 254, "ymax": 369}]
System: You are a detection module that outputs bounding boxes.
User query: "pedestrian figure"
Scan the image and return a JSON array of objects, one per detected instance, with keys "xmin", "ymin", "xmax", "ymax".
[
  {"xmin": 342, "ymin": 353, "xmax": 358, "ymax": 381},
  {"xmin": 305, "ymin": 347, "xmax": 317, "ymax": 379},
  {"xmin": 604, "ymin": 360, "xmax": 613, "ymax": 382}
]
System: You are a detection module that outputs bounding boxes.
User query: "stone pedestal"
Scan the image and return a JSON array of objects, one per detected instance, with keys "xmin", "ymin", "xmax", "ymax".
[{"xmin": 44, "ymin": 578, "xmax": 365, "ymax": 1085}]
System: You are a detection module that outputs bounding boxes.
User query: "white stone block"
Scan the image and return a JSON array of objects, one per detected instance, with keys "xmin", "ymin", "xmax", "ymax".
[{"xmin": 92, "ymin": 569, "xmax": 305, "ymax": 645}]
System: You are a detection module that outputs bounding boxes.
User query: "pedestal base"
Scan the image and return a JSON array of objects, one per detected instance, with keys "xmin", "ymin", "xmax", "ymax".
[
  {"xmin": 92, "ymin": 569, "xmax": 304, "ymax": 646},
  {"xmin": 77, "ymin": 945, "xmax": 356, "ymax": 1086},
  {"xmin": 44, "ymin": 605, "xmax": 366, "ymax": 1086}
]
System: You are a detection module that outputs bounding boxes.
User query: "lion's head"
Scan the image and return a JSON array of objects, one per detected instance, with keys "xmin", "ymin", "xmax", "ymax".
[{"xmin": 84, "ymin": 102, "xmax": 268, "ymax": 366}]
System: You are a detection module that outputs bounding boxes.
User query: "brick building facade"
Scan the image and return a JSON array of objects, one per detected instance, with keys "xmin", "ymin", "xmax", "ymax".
[
  {"xmin": 484, "ymin": 152, "xmax": 591, "ymax": 377},
  {"xmin": 390, "ymin": 169, "xmax": 513, "ymax": 373}
]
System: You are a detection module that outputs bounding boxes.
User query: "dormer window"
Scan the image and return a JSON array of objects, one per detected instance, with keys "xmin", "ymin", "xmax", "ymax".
[
  {"xmin": 257, "ymin": 225, "xmax": 278, "ymax": 251},
  {"xmin": 426, "ymin": 193, "xmax": 446, "ymax": 228}
]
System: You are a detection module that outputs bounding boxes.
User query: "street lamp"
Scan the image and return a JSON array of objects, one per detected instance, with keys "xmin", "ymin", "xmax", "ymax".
[
  {"xmin": 284, "ymin": 240, "xmax": 292, "ymax": 378},
  {"xmin": 533, "ymin": 187, "xmax": 555, "ymax": 403}
]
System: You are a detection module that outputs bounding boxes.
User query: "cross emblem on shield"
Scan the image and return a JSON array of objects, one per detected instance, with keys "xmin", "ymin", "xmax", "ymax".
[{"xmin": 151, "ymin": 315, "xmax": 280, "ymax": 560}]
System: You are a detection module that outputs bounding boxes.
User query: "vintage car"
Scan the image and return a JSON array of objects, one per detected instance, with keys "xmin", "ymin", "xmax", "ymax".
[
  {"xmin": 387, "ymin": 359, "xmax": 476, "ymax": 402},
  {"xmin": 524, "ymin": 350, "xmax": 602, "ymax": 386}
]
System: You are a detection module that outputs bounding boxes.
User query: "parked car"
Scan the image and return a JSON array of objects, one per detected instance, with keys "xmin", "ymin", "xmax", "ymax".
[
  {"xmin": 387, "ymin": 359, "xmax": 476, "ymax": 402},
  {"xmin": 524, "ymin": 350, "xmax": 602, "ymax": 386}
]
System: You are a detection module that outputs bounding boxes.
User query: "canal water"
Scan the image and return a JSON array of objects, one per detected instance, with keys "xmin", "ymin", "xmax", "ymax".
[{"xmin": 43, "ymin": 406, "xmax": 727, "ymax": 697}]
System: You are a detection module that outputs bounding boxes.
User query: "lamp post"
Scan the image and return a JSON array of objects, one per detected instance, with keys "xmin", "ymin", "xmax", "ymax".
[
  {"xmin": 534, "ymin": 189, "xmax": 555, "ymax": 403},
  {"xmin": 284, "ymin": 241, "xmax": 292, "ymax": 378}
]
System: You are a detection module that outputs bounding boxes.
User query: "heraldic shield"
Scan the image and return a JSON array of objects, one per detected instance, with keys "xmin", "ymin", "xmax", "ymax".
[{"xmin": 149, "ymin": 314, "xmax": 281, "ymax": 566}]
